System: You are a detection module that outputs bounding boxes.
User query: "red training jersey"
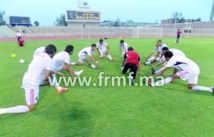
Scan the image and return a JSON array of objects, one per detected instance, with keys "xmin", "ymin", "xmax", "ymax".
[
  {"xmin": 177, "ymin": 30, "xmax": 182, "ymax": 36},
  {"xmin": 18, "ymin": 39, "xmax": 24, "ymax": 46},
  {"xmin": 124, "ymin": 51, "xmax": 140, "ymax": 66}
]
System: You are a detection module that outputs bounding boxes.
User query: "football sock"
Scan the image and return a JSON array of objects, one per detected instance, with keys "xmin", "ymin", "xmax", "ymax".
[
  {"xmin": 70, "ymin": 62, "xmax": 76, "ymax": 65},
  {"xmin": 107, "ymin": 54, "xmax": 112, "ymax": 60},
  {"xmin": 192, "ymin": 86, "xmax": 212, "ymax": 92},
  {"xmin": 0, "ymin": 105, "xmax": 29, "ymax": 114},
  {"xmin": 145, "ymin": 61, "xmax": 151, "ymax": 65},
  {"xmin": 51, "ymin": 74, "xmax": 61, "ymax": 90},
  {"xmin": 153, "ymin": 77, "xmax": 173, "ymax": 87}
]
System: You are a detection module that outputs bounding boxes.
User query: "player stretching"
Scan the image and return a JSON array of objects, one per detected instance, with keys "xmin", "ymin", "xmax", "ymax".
[
  {"xmin": 122, "ymin": 47, "xmax": 140, "ymax": 85},
  {"xmin": 0, "ymin": 45, "xmax": 58, "ymax": 115},
  {"xmin": 148, "ymin": 51, "xmax": 214, "ymax": 93},
  {"xmin": 51, "ymin": 45, "xmax": 83, "ymax": 93},
  {"xmin": 144, "ymin": 40, "xmax": 167, "ymax": 65},
  {"xmin": 75, "ymin": 44, "xmax": 99, "ymax": 69},
  {"xmin": 151, "ymin": 47, "xmax": 186, "ymax": 74},
  {"xmin": 119, "ymin": 40, "xmax": 129, "ymax": 57},
  {"xmin": 96, "ymin": 39, "xmax": 114, "ymax": 61}
]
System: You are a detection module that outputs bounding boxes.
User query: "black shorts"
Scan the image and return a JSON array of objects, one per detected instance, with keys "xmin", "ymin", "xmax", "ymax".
[
  {"xmin": 177, "ymin": 35, "xmax": 180, "ymax": 39},
  {"xmin": 122, "ymin": 63, "xmax": 138, "ymax": 79}
]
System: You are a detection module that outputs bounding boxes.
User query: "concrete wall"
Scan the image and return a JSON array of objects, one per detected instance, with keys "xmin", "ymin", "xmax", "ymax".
[{"xmin": 67, "ymin": 22, "xmax": 100, "ymax": 28}]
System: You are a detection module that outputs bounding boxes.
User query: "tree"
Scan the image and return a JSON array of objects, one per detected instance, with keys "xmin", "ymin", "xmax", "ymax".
[
  {"xmin": 55, "ymin": 13, "xmax": 67, "ymax": 26},
  {"xmin": 172, "ymin": 11, "xmax": 183, "ymax": 23},
  {"xmin": 34, "ymin": 21, "xmax": 39, "ymax": 26},
  {"xmin": 114, "ymin": 18, "xmax": 120, "ymax": 27},
  {"xmin": 0, "ymin": 10, "xmax": 6, "ymax": 26}
]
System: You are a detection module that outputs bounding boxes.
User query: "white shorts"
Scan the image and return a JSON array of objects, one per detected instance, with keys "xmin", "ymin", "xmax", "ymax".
[
  {"xmin": 22, "ymin": 80, "xmax": 39, "ymax": 105},
  {"xmin": 177, "ymin": 67, "xmax": 200, "ymax": 84},
  {"xmin": 98, "ymin": 48, "xmax": 107, "ymax": 57},
  {"xmin": 122, "ymin": 52, "xmax": 125, "ymax": 57},
  {"xmin": 52, "ymin": 64, "xmax": 64, "ymax": 72},
  {"xmin": 78, "ymin": 54, "xmax": 86, "ymax": 63}
]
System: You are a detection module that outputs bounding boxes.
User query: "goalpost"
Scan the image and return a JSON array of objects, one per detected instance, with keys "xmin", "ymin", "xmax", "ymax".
[{"xmin": 132, "ymin": 27, "xmax": 163, "ymax": 38}]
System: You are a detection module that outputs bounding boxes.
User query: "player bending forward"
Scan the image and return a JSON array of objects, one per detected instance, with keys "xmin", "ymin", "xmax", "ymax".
[
  {"xmin": 0, "ymin": 44, "xmax": 58, "ymax": 115},
  {"xmin": 122, "ymin": 47, "xmax": 140, "ymax": 85},
  {"xmin": 148, "ymin": 51, "xmax": 214, "ymax": 93},
  {"xmin": 119, "ymin": 40, "xmax": 129, "ymax": 57},
  {"xmin": 75, "ymin": 44, "xmax": 99, "ymax": 69},
  {"xmin": 151, "ymin": 47, "xmax": 186, "ymax": 74},
  {"xmin": 51, "ymin": 45, "xmax": 83, "ymax": 93},
  {"xmin": 96, "ymin": 39, "xmax": 114, "ymax": 61},
  {"xmin": 144, "ymin": 40, "xmax": 167, "ymax": 65}
]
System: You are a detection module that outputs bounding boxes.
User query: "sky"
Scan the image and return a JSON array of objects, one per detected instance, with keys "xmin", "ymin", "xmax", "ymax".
[{"xmin": 0, "ymin": 0, "xmax": 213, "ymax": 26}]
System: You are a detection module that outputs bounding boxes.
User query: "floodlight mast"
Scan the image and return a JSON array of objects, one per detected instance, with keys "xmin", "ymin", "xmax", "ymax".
[{"xmin": 210, "ymin": 0, "xmax": 214, "ymax": 21}]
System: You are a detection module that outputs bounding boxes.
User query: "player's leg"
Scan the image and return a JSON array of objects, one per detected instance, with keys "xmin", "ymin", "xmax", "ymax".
[
  {"xmin": 76, "ymin": 55, "xmax": 85, "ymax": 66},
  {"xmin": 50, "ymin": 73, "xmax": 68, "ymax": 93},
  {"xmin": 187, "ymin": 73, "xmax": 214, "ymax": 93},
  {"xmin": 105, "ymin": 51, "xmax": 113, "ymax": 61},
  {"xmin": 144, "ymin": 56, "xmax": 157, "ymax": 65},
  {"xmin": 98, "ymin": 49, "xmax": 104, "ymax": 58},
  {"xmin": 0, "ymin": 81, "xmax": 38, "ymax": 115},
  {"xmin": 129, "ymin": 64, "xmax": 138, "ymax": 85},
  {"xmin": 122, "ymin": 63, "xmax": 130, "ymax": 74}
]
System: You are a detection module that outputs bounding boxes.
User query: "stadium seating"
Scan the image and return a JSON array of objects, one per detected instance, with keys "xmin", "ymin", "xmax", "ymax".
[{"xmin": 1, "ymin": 21, "xmax": 214, "ymax": 39}]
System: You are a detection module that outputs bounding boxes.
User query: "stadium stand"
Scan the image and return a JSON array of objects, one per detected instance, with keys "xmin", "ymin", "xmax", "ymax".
[
  {"xmin": 1, "ymin": 21, "xmax": 214, "ymax": 39},
  {"xmin": 0, "ymin": 26, "xmax": 16, "ymax": 38}
]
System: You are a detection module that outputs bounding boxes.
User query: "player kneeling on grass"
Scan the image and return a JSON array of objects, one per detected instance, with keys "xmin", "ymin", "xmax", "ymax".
[
  {"xmin": 151, "ymin": 47, "xmax": 186, "ymax": 75},
  {"xmin": 96, "ymin": 39, "xmax": 114, "ymax": 61},
  {"xmin": 121, "ymin": 47, "xmax": 140, "ymax": 85},
  {"xmin": 119, "ymin": 40, "xmax": 129, "ymax": 57},
  {"xmin": 0, "ymin": 44, "xmax": 58, "ymax": 115},
  {"xmin": 50, "ymin": 45, "xmax": 83, "ymax": 93},
  {"xmin": 148, "ymin": 51, "xmax": 214, "ymax": 93},
  {"xmin": 74, "ymin": 44, "xmax": 98, "ymax": 69},
  {"xmin": 144, "ymin": 40, "xmax": 167, "ymax": 65}
]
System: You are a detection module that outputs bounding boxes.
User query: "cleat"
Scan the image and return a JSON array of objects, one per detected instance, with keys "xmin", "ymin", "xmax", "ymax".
[
  {"xmin": 91, "ymin": 64, "xmax": 96, "ymax": 69},
  {"xmin": 70, "ymin": 62, "xmax": 76, "ymax": 66},
  {"xmin": 147, "ymin": 78, "xmax": 155, "ymax": 87},
  {"xmin": 57, "ymin": 87, "xmax": 68, "ymax": 94},
  {"xmin": 148, "ymin": 78, "xmax": 152, "ymax": 86},
  {"xmin": 75, "ymin": 69, "xmax": 84, "ymax": 76},
  {"xmin": 151, "ymin": 68, "xmax": 156, "ymax": 75},
  {"xmin": 212, "ymin": 87, "xmax": 214, "ymax": 93},
  {"xmin": 110, "ymin": 58, "xmax": 114, "ymax": 62}
]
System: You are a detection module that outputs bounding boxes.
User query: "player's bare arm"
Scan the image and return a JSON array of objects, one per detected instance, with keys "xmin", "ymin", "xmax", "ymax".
[
  {"xmin": 153, "ymin": 67, "xmax": 169, "ymax": 78},
  {"xmin": 64, "ymin": 63, "xmax": 75, "ymax": 78},
  {"xmin": 152, "ymin": 60, "xmax": 166, "ymax": 68}
]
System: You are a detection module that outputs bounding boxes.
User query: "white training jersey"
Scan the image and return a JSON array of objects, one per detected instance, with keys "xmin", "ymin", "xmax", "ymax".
[
  {"xmin": 156, "ymin": 44, "xmax": 168, "ymax": 57},
  {"xmin": 16, "ymin": 32, "xmax": 22, "ymax": 37},
  {"xmin": 169, "ymin": 49, "xmax": 186, "ymax": 57},
  {"xmin": 23, "ymin": 53, "xmax": 52, "ymax": 86},
  {"xmin": 96, "ymin": 41, "xmax": 108, "ymax": 50},
  {"xmin": 79, "ymin": 47, "xmax": 94, "ymax": 57},
  {"xmin": 52, "ymin": 51, "xmax": 70, "ymax": 70},
  {"xmin": 33, "ymin": 47, "xmax": 45, "ymax": 58},
  {"xmin": 119, "ymin": 42, "xmax": 129, "ymax": 53},
  {"xmin": 165, "ymin": 56, "xmax": 199, "ymax": 71}
]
